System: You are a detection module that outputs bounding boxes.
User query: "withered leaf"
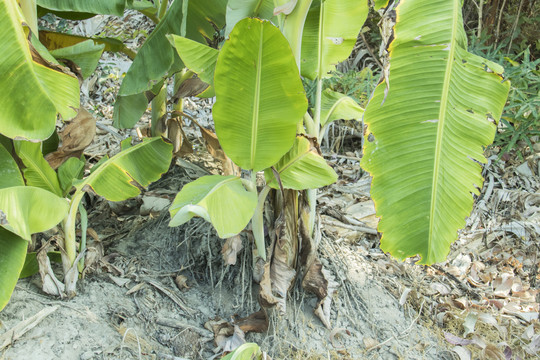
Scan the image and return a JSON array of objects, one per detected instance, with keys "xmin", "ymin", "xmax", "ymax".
[
  {"xmin": 45, "ymin": 108, "xmax": 96, "ymax": 169},
  {"xmin": 221, "ymin": 235, "xmax": 243, "ymax": 266},
  {"xmin": 235, "ymin": 309, "xmax": 268, "ymax": 333},
  {"xmin": 167, "ymin": 118, "xmax": 193, "ymax": 157}
]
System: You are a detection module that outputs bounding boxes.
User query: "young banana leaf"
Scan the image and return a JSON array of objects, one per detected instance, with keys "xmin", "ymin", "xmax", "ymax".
[{"xmin": 212, "ymin": 18, "xmax": 308, "ymax": 172}]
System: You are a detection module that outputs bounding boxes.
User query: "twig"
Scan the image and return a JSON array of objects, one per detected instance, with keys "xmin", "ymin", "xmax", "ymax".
[
  {"xmin": 0, "ymin": 306, "xmax": 58, "ymax": 350},
  {"xmin": 156, "ymin": 317, "xmax": 213, "ymax": 338},
  {"xmin": 96, "ymin": 121, "xmax": 124, "ymax": 140},
  {"xmin": 156, "ymin": 354, "xmax": 190, "ymax": 360},
  {"xmin": 495, "ymin": 0, "xmax": 507, "ymax": 46},
  {"xmin": 360, "ymin": 32, "xmax": 383, "ymax": 70},
  {"xmin": 321, "ymin": 218, "xmax": 378, "ymax": 235},
  {"xmin": 144, "ymin": 278, "xmax": 195, "ymax": 316},
  {"xmin": 431, "ymin": 265, "xmax": 481, "ymax": 300},
  {"xmin": 507, "ymin": 0, "xmax": 525, "ymax": 53}
]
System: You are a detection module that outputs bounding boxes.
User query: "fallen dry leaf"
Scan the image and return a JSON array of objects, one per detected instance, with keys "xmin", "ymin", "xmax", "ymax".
[
  {"xmin": 444, "ymin": 332, "xmax": 474, "ymax": 346},
  {"xmin": 452, "ymin": 346, "xmax": 471, "ymax": 360},
  {"xmin": 329, "ymin": 328, "xmax": 351, "ymax": 350},
  {"xmin": 363, "ymin": 337, "xmax": 379, "ymax": 349},
  {"xmin": 174, "ymin": 274, "xmax": 189, "ymax": 290}
]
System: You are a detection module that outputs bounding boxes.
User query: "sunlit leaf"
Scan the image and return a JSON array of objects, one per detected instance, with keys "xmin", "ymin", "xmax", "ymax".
[
  {"xmin": 57, "ymin": 156, "xmax": 85, "ymax": 195},
  {"xmin": 320, "ymin": 89, "xmax": 364, "ymax": 127},
  {"xmin": 168, "ymin": 35, "xmax": 219, "ymax": 85},
  {"xmin": 74, "ymin": 137, "xmax": 172, "ymax": 201},
  {"xmin": 301, "ymin": 0, "xmax": 368, "ymax": 80},
  {"xmin": 213, "ymin": 18, "xmax": 308, "ymax": 171},
  {"xmin": 360, "ymin": 0, "xmax": 510, "ymax": 264},
  {"xmin": 169, "ymin": 175, "xmax": 257, "ymax": 238},
  {"xmin": 0, "ymin": 228, "xmax": 27, "ymax": 312},
  {"xmin": 0, "ymin": 0, "xmax": 79, "ymax": 141},
  {"xmin": 264, "ymin": 136, "xmax": 337, "ymax": 190},
  {"xmin": 50, "ymin": 40, "xmax": 105, "ymax": 79},
  {"xmin": 225, "ymin": 0, "xmax": 275, "ymax": 36},
  {"xmin": 36, "ymin": 0, "xmax": 127, "ymax": 16},
  {"xmin": 0, "ymin": 186, "xmax": 69, "ymax": 241},
  {"xmin": 14, "ymin": 140, "xmax": 62, "ymax": 196}
]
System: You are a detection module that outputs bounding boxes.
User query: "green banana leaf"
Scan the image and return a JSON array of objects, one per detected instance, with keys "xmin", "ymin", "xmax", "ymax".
[
  {"xmin": 184, "ymin": 0, "xmax": 228, "ymax": 43},
  {"xmin": 0, "ymin": 0, "xmax": 79, "ymax": 141},
  {"xmin": 114, "ymin": 0, "xmax": 227, "ymax": 128},
  {"xmin": 225, "ymin": 0, "xmax": 276, "ymax": 36},
  {"xmin": 118, "ymin": 0, "xmax": 227, "ymax": 97},
  {"xmin": 0, "ymin": 143, "xmax": 24, "ymax": 189},
  {"xmin": 373, "ymin": 0, "xmax": 390, "ymax": 10},
  {"xmin": 0, "ymin": 228, "xmax": 27, "ymax": 312},
  {"xmin": 320, "ymin": 89, "xmax": 364, "ymax": 127},
  {"xmin": 40, "ymin": 31, "xmax": 136, "ymax": 59},
  {"xmin": 301, "ymin": 0, "xmax": 368, "ymax": 80},
  {"xmin": 0, "ymin": 186, "xmax": 69, "ymax": 241},
  {"xmin": 36, "ymin": 0, "xmax": 127, "ymax": 16},
  {"xmin": 14, "ymin": 140, "xmax": 62, "ymax": 196},
  {"xmin": 264, "ymin": 136, "xmax": 337, "ymax": 190},
  {"xmin": 74, "ymin": 137, "xmax": 172, "ymax": 201},
  {"xmin": 117, "ymin": 0, "xmax": 184, "ymax": 96},
  {"xmin": 360, "ymin": 0, "xmax": 510, "ymax": 264},
  {"xmin": 57, "ymin": 156, "xmax": 85, "ymax": 195},
  {"xmin": 50, "ymin": 40, "xmax": 105, "ymax": 79},
  {"xmin": 112, "ymin": 92, "xmax": 150, "ymax": 129},
  {"xmin": 213, "ymin": 18, "xmax": 308, "ymax": 171},
  {"xmin": 221, "ymin": 343, "xmax": 263, "ymax": 360},
  {"xmin": 42, "ymin": 130, "xmax": 60, "ymax": 156},
  {"xmin": 169, "ymin": 175, "xmax": 258, "ymax": 238},
  {"xmin": 168, "ymin": 35, "xmax": 219, "ymax": 85}
]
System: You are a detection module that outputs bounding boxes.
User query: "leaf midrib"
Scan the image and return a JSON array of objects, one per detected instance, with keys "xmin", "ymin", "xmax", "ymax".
[
  {"xmin": 250, "ymin": 23, "xmax": 264, "ymax": 169},
  {"xmin": 428, "ymin": 1, "xmax": 459, "ymax": 261}
]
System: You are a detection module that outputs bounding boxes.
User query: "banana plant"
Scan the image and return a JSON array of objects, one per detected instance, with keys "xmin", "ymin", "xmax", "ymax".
[
  {"xmin": 167, "ymin": 0, "xmax": 368, "ymax": 328},
  {"xmin": 1, "ymin": 135, "xmax": 173, "ymax": 300},
  {"xmin": 166, "ymin": 0, "xmax": 509, "ymax": 329},
  {"xmin": 0, "ymin": 142, "xmax": 69, "ymax": 311},
  {"xmin": 169, "ymin": 18, "xmax": 337, "ymax": 258},
  {"xmin": 1, "ymin": 0, "xmax": 175, "ymax": 304},
  {"xmin": 168, "ymin": 13, "xmax": 341, "ymax": 331}
]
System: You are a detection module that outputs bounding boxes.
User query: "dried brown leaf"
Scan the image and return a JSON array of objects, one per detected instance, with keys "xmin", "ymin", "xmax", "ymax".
[
  {"xmin": 235, "ymin": 310, "xmax": 268, "ymax": 333},
  {"xmin": 482, "ymin": 343, "xmax": 505, "ymax": 360},
  {"xmin": 363, "ymin": 337, "xmax": 379, "ymax": 349},
  {"xmin": 167, "ymin": 118, "xmax": 193, "ymax": 157},
  {"xmin": 174, "ymin": 275, "xmax": 189, "ymax": 290},
  {"xmin": 46, "ymin": 108, "xmax": 96, "ymax": 169},
  {"xmin": 196, "ymin": 124, "xmax": 226, "ymax": 162},
  {"xmin": 463, "ymin": 312, "xmax": 478, "ymax": 337},
  {"xmin": 172, "ymin": 77, "xmax": 209, "ymax": 101},
  {"xmin": 37, "ymin": 246, "xmax": 65, "ymax": 297},
  {"xmin": 221, "ymin": 235, "xmax": 243, "ymax": 266},
  {"xmin": 431, "ymin": 282, "xmax": 452, "ymax": 295},
  {"xmin": 329, "ymin": 328, "xmax": 351, "ymax": 350}
]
